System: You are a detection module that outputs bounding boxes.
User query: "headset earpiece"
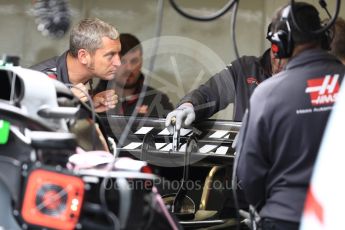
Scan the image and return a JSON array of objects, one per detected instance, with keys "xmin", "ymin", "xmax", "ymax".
[
  {"xmin": 270, "ymin": 29, "xmax": 292, "ymax": 58},
  {"xmin": 270, "ymin": 5, "xmax": 293, "ymax": 59}
]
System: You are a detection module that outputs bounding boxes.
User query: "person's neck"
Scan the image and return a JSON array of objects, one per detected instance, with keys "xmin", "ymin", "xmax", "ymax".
[
  {"xmin": 66, "ymin": 52, "xmax": 92, "ymax": 85},
  {"xmin": 292, "ymin": 42, "xmax": 320, "ymax": 58}
]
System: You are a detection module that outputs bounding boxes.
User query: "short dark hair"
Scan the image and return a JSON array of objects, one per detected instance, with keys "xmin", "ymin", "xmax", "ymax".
[
  {"xmin": 119, "ymin": 33, "xmax": 143, "ymax": 56},
  {"xmin": 272, "ymin": 2, "xmax": 323, "ymax": 46},
  {"xmin": 330, "ymin": 17, "xmax": 345, "ymax": 60}
]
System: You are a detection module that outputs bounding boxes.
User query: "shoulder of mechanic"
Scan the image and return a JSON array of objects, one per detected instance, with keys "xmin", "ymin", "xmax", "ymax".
[
  {"xmin": 228, "ymin": 55, "xmax": 260, "ymax": 70},
  {"xmin": 226, "ymin": 55, "xmax": 262, "ymax": 81},
  {"xmin": 30, "ymin": 51, "xmax": 68, "ymax": 80},
  {"xmin": 30, "ymin": 56, "xmax": 59, "ymax": 74}
]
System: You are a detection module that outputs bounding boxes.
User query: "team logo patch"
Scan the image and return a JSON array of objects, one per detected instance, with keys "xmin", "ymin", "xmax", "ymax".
[
  {"xmin": 246, "ymin": 77, "xmax": 259, "ymax": 85},
  {"xmin": 305, "ymin": 75, "xmax": 340, "ymax": 106}
]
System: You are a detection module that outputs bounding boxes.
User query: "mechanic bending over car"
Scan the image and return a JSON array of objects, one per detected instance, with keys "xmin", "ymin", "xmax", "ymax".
[
  {"xmin": 31, "ymin": 18, "xmax": 120, "ymax": 113},
  {"xmin": 165, "ymin": 14, "xmax": 288, "ymax": 218},
  {"xmin": 165, "ymin": 23, "xmax": 288, "ymax": 131},
  {"xmin": 236, "ymin": 2, "xmax": 345, "ymax": 229}
]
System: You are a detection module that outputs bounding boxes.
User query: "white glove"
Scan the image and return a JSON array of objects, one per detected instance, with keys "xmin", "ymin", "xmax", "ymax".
[{"xmin": 165, "ymin": 103, "xmax": 195, "ymax": 132}]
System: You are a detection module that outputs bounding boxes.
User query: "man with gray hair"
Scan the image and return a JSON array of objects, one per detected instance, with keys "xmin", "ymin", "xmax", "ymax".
[{"xmin": 31, "ymin": 18, "xmax": 120, "ymax": 113}]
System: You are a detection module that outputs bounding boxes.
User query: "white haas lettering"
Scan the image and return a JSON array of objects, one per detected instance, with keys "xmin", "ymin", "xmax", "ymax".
[{"xmin": 313, "ymin": 94, "xmax": 338, "ymax": 104}]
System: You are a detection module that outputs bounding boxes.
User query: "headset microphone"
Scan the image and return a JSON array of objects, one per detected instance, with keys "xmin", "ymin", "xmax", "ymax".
[{"xmin": 33, "ymin": 0, "xmax": 71, "ymax": 39}]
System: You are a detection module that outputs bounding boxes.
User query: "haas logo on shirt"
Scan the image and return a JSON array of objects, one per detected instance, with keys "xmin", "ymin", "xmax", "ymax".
[{"xmin": 305, "ymin": 75, "xmax": 340, "ymax": 106}]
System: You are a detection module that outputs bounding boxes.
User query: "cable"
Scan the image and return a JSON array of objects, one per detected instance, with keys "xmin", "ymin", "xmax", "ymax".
[
  {"xmin": 231, "ymin": 0, "xmax": 241, "ymax": 62},
  {"xmin": 232, "ymin": 113, "xmax": 249, "ymax": 230},
  {"xmin": 172, "ymin": 135, "xmax": 196, "ymax": 214},
  {"xmin": 229, "ymin": 1, "xmax": 258, "ymax": 229},
  {"xmin": 116, "ymin": 178, "xmax": 131, "ymax": 230},
  {"xmin": 230, "ymin": 0, "xmax": 248, "ymax": 91},
  {"xmin": 148, "ymin": 0, "xmax": 164, "ymax": 72},
  {"xmin": 169, "ymin": 0, "xmax": 236, "ymax": 22},
  {"xmin": 64, "ymin": 83, "xmax": 97, "ymax": 151},
  {"xmin": 319, "ymin": 0, "xmax": 332, "ymax": 19},
  {"xmin": 231, "ymin": 0, "xmax": 250, "ymax": 85},
  {"xmin": 99, "ymin": 177, "xmax": 121, "ymax": 230},
  {"xmin": 142, "ymin": 194, "xmax": 156, "ymax": 230},
  {"xmin": 290, "ymin": 0, "xmax": 341, "ymax": 34},
  {"xmin": 152, "ymin": 186, "xmax": 179, "ymax": 230},
  {"xmin": 232, "ymin": 113, "xmax": 262, "ymax": 230},
  {"xmin": 96, "ymin": 1, "xmax": 166, "ymax": 223},
  {"xmin": 97, "ymin": 2, "xmax": 166, "ymax": 228},
  {"xmin": 115, "ymin": 0, "xmax": 164, "ymax": 151},
  {"xmin": 230, "ymin": 2, "xmax": 243, "ymax": 229}
]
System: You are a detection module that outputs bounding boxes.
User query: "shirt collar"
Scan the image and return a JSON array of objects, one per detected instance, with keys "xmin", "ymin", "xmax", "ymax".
[
  {"xmin": 286, "ymin": 48, "xmax": 341, "ymax": 70},
  {"xmin": 56, "ymin": 51, "xmax": 71, "ymax": 84}
]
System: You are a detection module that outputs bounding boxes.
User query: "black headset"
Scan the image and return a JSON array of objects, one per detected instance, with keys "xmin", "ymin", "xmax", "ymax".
[
  {"xmin": 269, "ymin": 5, "xmax": 293, "ymax": 59},
  {"xmin": 267, "ymin": 5, "xmax": 332, "ymax": 59}
]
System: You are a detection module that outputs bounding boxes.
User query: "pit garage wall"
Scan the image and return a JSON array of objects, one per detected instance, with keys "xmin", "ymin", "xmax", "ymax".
[{"xmin": 0, "ymin": 0, "xmax": 343, "ymax": 119}]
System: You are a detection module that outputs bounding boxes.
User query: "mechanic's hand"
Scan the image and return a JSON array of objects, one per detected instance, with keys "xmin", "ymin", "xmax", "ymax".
[
  {"xmin": 239, "ymin": 207, "xmax": 260, "ymax": 230},
  {"xmin": 165, "ymin": 103, "xmax": 195, "ymax": 133},
  {"xmin": 71, "ymin": 83, "xmax": 89, "ymax": 102},
  {"xmin": 93, "ymin": 89, "xmax": 118, "ymax": 113}
]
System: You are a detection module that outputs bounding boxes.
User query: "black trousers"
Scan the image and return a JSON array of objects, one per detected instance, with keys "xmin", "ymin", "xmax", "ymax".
[{"xmin": 261, "ymin": 218, "xmax": 299, "ymax": 230}]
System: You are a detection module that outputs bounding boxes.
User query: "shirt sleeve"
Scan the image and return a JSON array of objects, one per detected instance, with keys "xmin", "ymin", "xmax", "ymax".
[
  {"xmin": 235, "ymin": 87, "xmax": 270, "ymax": 210},
  {"xmin": 178, "ymin": 66, "xmax": 236, "ymax": 121}
]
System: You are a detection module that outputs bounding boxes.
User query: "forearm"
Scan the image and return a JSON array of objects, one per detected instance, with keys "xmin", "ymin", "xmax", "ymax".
[
  {"xmin": 178, "ymin": 88, "xmax": 215, "ymax": 121},
  {"xmin": 178, "ymin": 67, "xmax": 236, "ymax": 121}
]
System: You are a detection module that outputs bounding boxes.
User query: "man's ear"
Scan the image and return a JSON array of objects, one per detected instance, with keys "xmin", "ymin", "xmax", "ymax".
[{"xmin": 77, "ymin": 49, "xmax": 90, "ymax": 65}]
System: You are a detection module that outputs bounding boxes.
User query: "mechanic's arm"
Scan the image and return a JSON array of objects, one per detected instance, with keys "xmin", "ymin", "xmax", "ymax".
[
  {"xmin": 178, "ymin": 66, "xmax": 236, "ymax": 121},
  {"xmin": 235, "ymin": 91, "xmax": 270, "ymax": 209},
  {"xmin": 165, "ymin": 66, "xmax": 236, "ymax": 131}
]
